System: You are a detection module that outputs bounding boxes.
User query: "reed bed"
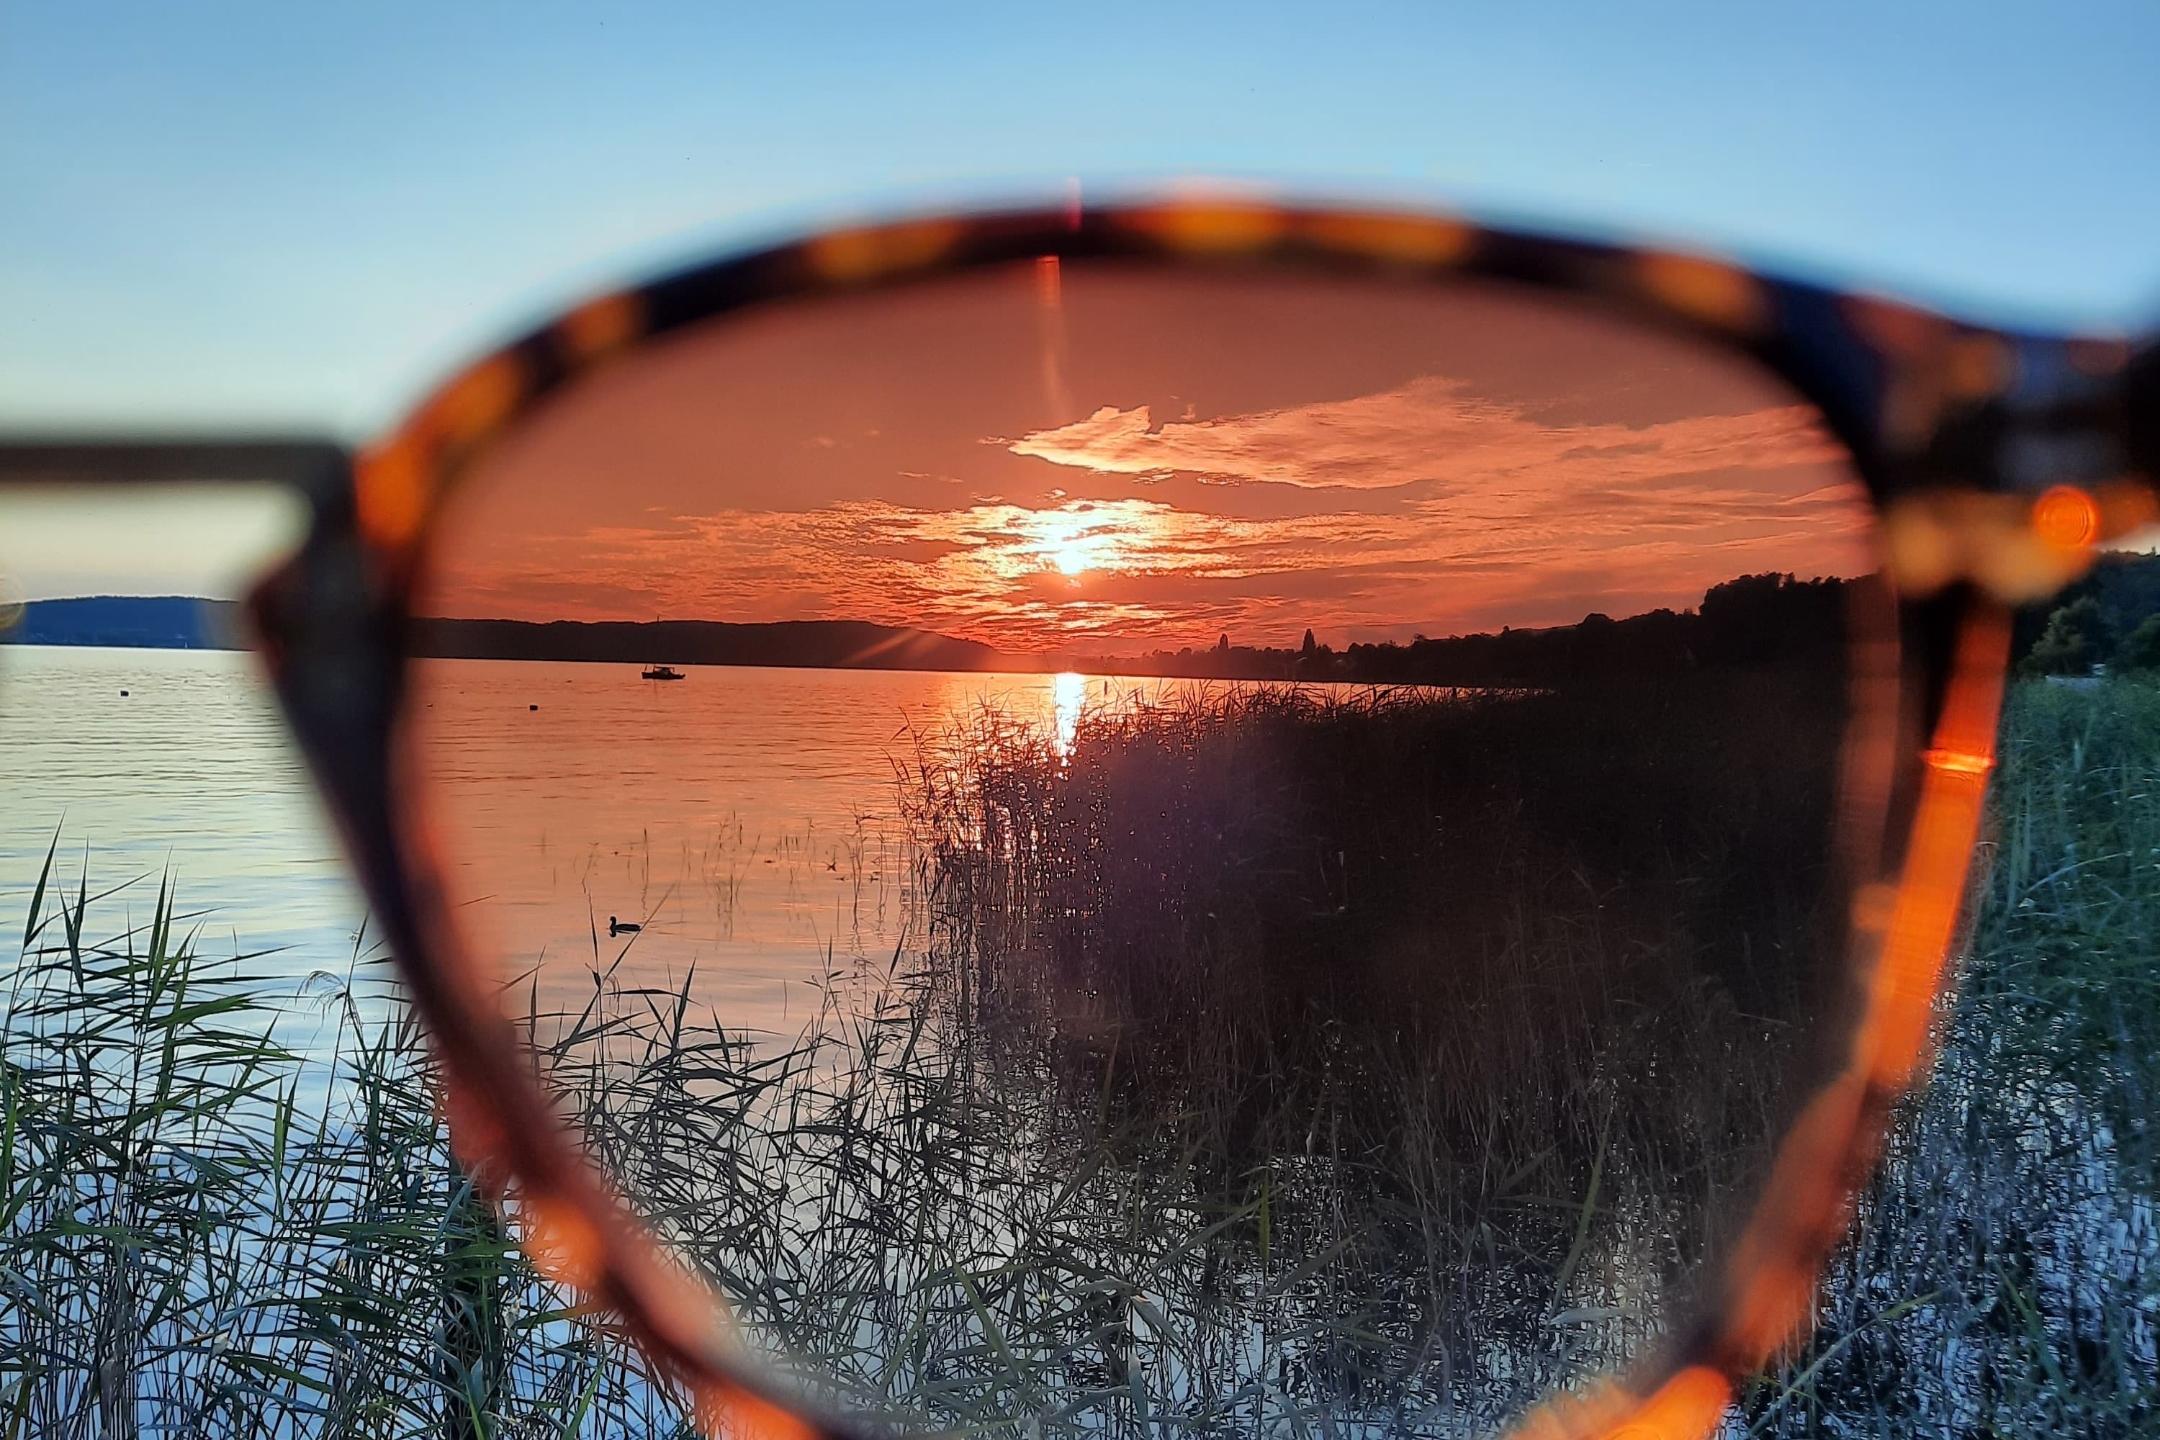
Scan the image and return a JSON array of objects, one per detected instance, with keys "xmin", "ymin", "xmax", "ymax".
[
  {"xmin": 2, "ymin": 677, "xmax": 2154, "ymax": 1437},
  {"xmin": 885, "ymin": 673, "xmax": 1846, "ymax": 1429},
  {"xmin": 0, "ymin": 862, "xmax": 670, "ymax": 1439}
]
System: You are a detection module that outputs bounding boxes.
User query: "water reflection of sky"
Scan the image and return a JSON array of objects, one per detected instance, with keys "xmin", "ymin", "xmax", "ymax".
[
  {"xmin": 0, "ymin": 645, "xmax": 394, "ymax": 1105},
  {"xmin": 406, "ymin": 659, "xmax": 1231, "ymax": 1035},
  {"xmin": 0, "ymin": 650, "xmax": 1348, "ymax": 1053}
]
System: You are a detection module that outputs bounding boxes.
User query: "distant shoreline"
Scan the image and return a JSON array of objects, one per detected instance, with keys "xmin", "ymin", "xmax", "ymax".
[
  {"xmin": 5, "ymin": 575, "xmax": 1871, "ymax": 688},
  {"xmin": 17, "ymin": 550, "xmax": 2160, "ymax": 687},
  {"xmin": 0, "ymin": 641, "xmax": 1398, "ymax": 690},
  {"xmin": 407, "ymin": 613, "xmax": 1020, "ymax": 675}
]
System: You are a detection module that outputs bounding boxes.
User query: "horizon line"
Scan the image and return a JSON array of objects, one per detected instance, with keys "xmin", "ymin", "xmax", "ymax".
[{"xmin": 11, "ymin": 572, "xmax": 1877, "ymax": 662}]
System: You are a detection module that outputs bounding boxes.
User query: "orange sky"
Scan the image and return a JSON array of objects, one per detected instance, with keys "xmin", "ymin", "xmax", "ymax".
[{"xmin": 427, "ymin": 264, "xmax": 1875, "ymax": 655}]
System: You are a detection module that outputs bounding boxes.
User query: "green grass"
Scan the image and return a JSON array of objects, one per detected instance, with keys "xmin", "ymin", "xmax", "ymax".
[
  {"xmin": 2, "ymin": 676, "xmax": 2154, "ymax": 1437},
  {"xmin": 1745, "ymin": 678, "xmax": 2160, "ymax": 1437},
  {"xmin": 0, "ymin": 865, "xmax": 677, "ymax": 1439}
]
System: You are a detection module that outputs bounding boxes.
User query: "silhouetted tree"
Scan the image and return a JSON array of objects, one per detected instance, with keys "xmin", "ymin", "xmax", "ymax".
[
  {"xmin": 2026, "ymin": 597, "xmax": 2115, "ymax": 676},
  {"xmin": 1698, "ymin": 573, "xmax": 1845, "ymax": 666},
  {"xmin": 2116, "ymin": 614, "xmax": 2160, "ymax": 674},
  {"xmin": 1073, "ymin": 572, "xmax": 1862, "ymax": 686},
  {"xmin": 2011, "ymin": 550, "xmax": 2160, "ymax": 666}
]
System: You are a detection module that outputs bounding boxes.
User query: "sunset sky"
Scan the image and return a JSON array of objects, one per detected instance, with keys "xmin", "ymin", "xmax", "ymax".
[
  {"xmin": 431, "ymin": 265, "xmax": 1874, "ymax": 655},
  {"xmin": 3, "ymin": 6, "xmax": 2150, "ymax": 631}
]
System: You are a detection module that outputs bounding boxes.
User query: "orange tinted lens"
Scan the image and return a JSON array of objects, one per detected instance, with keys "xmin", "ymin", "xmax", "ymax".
[{"xmin": 409, "ymin": 265, "xmax": 1892, "ymax": 1430}]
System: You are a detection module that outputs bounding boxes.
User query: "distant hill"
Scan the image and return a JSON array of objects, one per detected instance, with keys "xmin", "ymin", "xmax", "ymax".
[
  {"xmin": 413, "ymin": 616, "xmax": 1022, "ymax": 673},
  {"xmin": 6, "ymin": 598, "xmax": 1026, "ymax": 675},
  {"xmin": 5, "ymin": 596, "xmax": 245, "ymax": 649}
]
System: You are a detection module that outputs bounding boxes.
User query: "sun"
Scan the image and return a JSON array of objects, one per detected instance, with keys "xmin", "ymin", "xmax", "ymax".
[
  {"xmin": 1023, "ymin": 506, "xmax": 1124, "ymax": 581},
  {"xmin": 1035, "ymin": 519, "xmax": 1101, "ymax": 577}
]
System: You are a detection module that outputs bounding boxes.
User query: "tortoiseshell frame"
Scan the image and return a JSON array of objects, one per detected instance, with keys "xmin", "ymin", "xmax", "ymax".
[{"xmin": 3, "ymin": 198, "xmax": 2155, "ymax": 1440}]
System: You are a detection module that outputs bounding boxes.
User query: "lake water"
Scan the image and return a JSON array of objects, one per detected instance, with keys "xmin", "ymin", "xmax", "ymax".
[
  {"xmin": 413, "ymin": 657, "xmax": 1153, "ymax": 1035},
  {"xmin": 0, "ymin": 645, "xmax": 363, "ymax": 972},
  {"xmin": 0, "ymin": 642, "xmax": 1824, "ymax": 1427},
  {"xmin": 0, "ymin": 644, "xmax": 1172, "ymax": 1038}
]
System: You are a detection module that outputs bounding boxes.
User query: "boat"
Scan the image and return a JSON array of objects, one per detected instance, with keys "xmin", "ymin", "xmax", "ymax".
[{"xmin": 641, "ymin": 663, "xmax": 686, "ymax": 681}]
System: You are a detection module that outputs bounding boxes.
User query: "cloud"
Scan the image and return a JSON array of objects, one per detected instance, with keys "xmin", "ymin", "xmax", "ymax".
[
  {"xmin": 429, "ymin": 374, "xmax": 1871, "ymax": 651},
  {"xmin": 431, "ymin": 469, "xmax": 1869, "ymax": 653},
  {"xmin": 1006, "ymin": 377, "xmax": 1843, "ymax": 494}
]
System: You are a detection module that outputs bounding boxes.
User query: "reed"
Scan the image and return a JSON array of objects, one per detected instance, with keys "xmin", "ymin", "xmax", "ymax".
[
  {"xmin": 884, "ymin": 671, "xmax": 1844, "ymax": 1428},
  {"xmin": 2, "ymin": 675, "xmax": 2153, "ymax": 1437},
  {"xmin": 0, "ymin": 856, "xmax": 674, "ymax": 1439}
]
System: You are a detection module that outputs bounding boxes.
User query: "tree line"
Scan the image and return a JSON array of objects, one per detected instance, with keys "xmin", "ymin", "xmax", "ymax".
[
  {"xmin": 1071, "ymin": 551, "xmax": 2160, "ymax": 688},
  {"xmin": 2019, "ymin": 550, "xmax": 2160, "ymax": 676},
  {"xmin": 1071, "ymin": 572, "xmax": 1852, "ymax": 687}
]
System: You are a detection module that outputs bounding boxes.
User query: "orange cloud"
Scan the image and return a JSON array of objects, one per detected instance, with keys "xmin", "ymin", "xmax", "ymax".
[
  {"xmin": 1006, "ymin": 378, "xmax": 1843, "ymax": 493},
  {"xmin": 424, "ymin": 265, "xmax": 1879, "ymax": 654},
  {"xmin": 433, "ymin": 467, "xmax": 1871, "ymax": 654}
]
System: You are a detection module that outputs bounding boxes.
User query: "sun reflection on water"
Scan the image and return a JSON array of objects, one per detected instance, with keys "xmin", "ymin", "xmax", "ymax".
[{"xmin": 1052, "ymin": 671, "xmax": 1088, "ymax": 758}]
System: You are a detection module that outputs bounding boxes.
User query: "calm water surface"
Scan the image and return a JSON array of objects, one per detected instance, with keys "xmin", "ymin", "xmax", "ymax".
[
  {"xmin": 0, "ymin": 643, "xmax": 1818, "ymax": 1424},
  {"xmin": 0, "ymin": 645, "xmax": 1171, "ymax": 1037},
  {"xmin": 0, "ymin": 645, "xmax": 360, "ymax": 968},
  {"xmin": 414, "ymin": 659, "xmax": 1157, "ymax": 1035}
]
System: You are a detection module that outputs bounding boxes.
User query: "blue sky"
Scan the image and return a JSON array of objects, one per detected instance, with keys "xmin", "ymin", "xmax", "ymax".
[{"xmin": 4, "ymin": 2, "xmax": 2157, "ymax": 438}]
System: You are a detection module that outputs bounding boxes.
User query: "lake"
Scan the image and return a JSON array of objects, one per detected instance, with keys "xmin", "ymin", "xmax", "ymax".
[
  {"xmin": 0, "ymin": 645, "xmax": 362, "ymax": 971},
  {"xmin": 0, "ymin": 640, "xmax": 1841, "ymax": 1427},
  {"xmin": 412, "ymin": 657, "xmax": 1167, "ymax": 1034},
  {"xmin": 0, "ymin": 644, "xmax": 1174, "ymax": 1037}
]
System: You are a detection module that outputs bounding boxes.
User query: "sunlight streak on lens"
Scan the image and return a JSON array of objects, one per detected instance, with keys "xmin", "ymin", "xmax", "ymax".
[{"xmin": 1034, "ymin": 253, "xmax": 1073, "ymax": 429}]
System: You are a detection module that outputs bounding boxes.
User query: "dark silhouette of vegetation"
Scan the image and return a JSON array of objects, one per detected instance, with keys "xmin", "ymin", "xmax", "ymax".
[
  {"xmin": 410, "ymin": 615, "xmax": 1013, "ymax": 672},
  {"xmin": 1070, "ymin": 572, "xmax": 1855, "ymax": 686},
  {"xmin": 2116, "ymin": 613, "xmax": 2160, "ymax": 674},
  {"xmin": 14, "ymin": 568, "xmax": 1875, "ymax": 694},
  {"xmin": 2025, "ymin": 597, "xmax": 2117, "ymax": 676},
  {"xmin": 2015, "ymin": 549, "xmax": 2160, "ymax": 676},
  {"xmin": 900, "ymin": 635, "xmax": 1857, "ymax": 1410}
]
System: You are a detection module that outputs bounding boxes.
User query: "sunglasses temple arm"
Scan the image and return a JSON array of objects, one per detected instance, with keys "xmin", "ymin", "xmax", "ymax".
[{"xmin": 0, "ymin": 435, "xmax": 352, "ymax": 506}]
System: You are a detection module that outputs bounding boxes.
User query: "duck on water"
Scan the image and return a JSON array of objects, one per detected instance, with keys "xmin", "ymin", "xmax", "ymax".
[{"xmin": 609, "ymin": 916, "xmax": 642, "ymax": 936}]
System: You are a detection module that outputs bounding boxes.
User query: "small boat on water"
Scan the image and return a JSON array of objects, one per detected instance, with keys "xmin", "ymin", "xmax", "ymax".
[{"xmin": 641, "ymin": 663, "xmax": 686, "ymax": 681}]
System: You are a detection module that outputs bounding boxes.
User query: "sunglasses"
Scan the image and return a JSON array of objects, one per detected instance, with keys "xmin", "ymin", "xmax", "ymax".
[{"xmin": 3, "ymin": 197, "xmax": 2154, "ymax": 1440}]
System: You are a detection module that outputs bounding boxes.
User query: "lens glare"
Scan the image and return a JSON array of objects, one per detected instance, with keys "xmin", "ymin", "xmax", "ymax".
[{"xmin": 411, "ymin": 266, "xmax": 1890, "ymax": 1430}]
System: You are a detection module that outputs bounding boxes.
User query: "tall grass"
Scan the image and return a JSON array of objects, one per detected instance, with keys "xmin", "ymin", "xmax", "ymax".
[
  {"xmin": 2, "ymin": 677, "xmax": 2154, "ymax": 1437},
  {"xmin": 1747, "ymin": 678, "xmax": 2160, "ymax": 1437},
  {"xmin": 887, "ymin": 671, "xmax": 1847, "ymax": 1430},
  {"xmin": 0, "ymin": 856, "xmax": 677, "ymax": 1439}
]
